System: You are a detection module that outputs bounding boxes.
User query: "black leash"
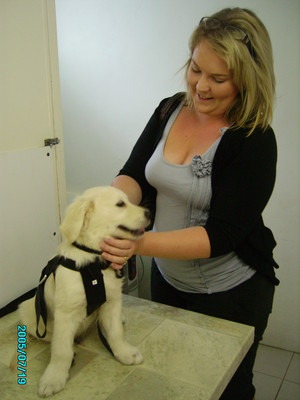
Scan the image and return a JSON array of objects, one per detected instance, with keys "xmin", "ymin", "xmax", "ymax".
[{"xmin": 97, "ymin": 323, "xmax": 113, "ymax": 355}]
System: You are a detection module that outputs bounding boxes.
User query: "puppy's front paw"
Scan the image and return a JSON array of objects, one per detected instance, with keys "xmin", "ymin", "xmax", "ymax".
[
  {"xmin": 114, "ymin": 343, "xmax": 143, "ymax": 365},
  {"xmin": 38, "ymin": 366, "xmax": 68, "ymax": 397}
]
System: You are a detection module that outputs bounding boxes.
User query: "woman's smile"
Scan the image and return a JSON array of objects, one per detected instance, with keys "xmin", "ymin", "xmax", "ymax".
[{"xmin": 196, "ymin": 93, "xmax": 214, "ymax": 101}]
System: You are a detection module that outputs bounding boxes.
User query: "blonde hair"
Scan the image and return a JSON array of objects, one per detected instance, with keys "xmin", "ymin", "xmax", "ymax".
[{"xmin": 185, "ymin": 8, "xmax": 276, "ymax": 135}]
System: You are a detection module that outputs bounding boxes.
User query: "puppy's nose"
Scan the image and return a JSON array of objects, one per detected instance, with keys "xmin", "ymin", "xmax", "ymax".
[{"xmin": 144, "ymin": 209, "xmax": 151, "ymax": 220}]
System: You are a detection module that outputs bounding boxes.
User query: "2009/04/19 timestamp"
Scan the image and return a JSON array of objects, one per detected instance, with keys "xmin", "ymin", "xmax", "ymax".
[{"xmin": 17, "ymin": 325, "xmax": 27, "ymax": 385}]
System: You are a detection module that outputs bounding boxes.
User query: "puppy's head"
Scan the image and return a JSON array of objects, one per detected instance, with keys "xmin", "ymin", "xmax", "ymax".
[{"xmin": 60, "ymin": 186, "xmax": 150, "ymax": 247}]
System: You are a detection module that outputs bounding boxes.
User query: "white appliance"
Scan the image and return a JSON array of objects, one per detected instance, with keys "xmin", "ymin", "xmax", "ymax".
[{"xmin": 122, "ymin": 256, "xmax": 152, "ymax": 300}]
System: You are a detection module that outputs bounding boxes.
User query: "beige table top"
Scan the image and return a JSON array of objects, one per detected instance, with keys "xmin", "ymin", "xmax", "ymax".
[{"xmin": 0, "ymin": 294, "xmax": 254, "ymax": 400}]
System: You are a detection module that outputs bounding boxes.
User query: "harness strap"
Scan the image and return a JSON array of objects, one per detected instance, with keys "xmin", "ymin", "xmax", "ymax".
[
  {"xmin": 72, "ymin": 241, "xmax": 124, "ymax": 279},
  {"xmin": 35, "ymin": 256, "xmax": 108, "ymax": 339},
  {"xmin": 80, "ymin": 260, "xmax": 107, "ymax": 316},
  {"xmin": 72, "ymin": 241, "xmax": 104, "ymax": 256},
  {"xmin": 35, "ymin": 256, "xmax": 62, "ymax": 338}
]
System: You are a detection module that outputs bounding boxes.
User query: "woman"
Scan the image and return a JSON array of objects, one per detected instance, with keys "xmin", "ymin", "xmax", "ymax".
[{"xmin": 100, "ymin": 8, "xmax": 279, "ymax": 399}]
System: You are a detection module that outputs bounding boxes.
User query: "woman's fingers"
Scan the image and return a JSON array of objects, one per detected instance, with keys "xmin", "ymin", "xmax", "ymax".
[{"xmin": 99, "ymin": 238, "xmax": 136, "ymax": 269}]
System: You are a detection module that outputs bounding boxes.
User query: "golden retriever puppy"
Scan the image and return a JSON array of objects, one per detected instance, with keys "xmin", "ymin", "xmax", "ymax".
[{"xmin": 15, "ymin": 186, "xmax": 150, "ymax": 397}]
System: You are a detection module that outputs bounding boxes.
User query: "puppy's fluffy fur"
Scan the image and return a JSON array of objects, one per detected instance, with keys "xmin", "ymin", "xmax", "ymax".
[{"xmin": 13, "ymin": 186, "xmax": 149, "ymax": 397}]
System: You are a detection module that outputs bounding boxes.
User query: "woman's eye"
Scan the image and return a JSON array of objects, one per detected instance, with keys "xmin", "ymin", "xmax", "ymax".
[
  {"xmin": 190, "ymin": 62, "xmax": 200, "ymax": 73},
  {"xmin": 116, "ymin": 201, "xmax": 126, "ymax": 207},
  {"xmin": 191, "ymin": 66, "xmax": 200, "ymax": 73},
  {"xmin": 212, "ymin": 77, "xmax": 226, "ymax": 83}
]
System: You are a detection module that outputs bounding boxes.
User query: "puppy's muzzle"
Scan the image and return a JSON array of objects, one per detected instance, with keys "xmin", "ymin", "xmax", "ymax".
[{"xmin": 118, "ymin": 209, "xmax": 151, "ymax": 237}]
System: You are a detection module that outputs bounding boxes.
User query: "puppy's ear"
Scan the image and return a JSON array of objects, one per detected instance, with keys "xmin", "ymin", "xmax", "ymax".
[{"xmin": 60, "ymin": 197, "xmax": 94, "ymax": 243}]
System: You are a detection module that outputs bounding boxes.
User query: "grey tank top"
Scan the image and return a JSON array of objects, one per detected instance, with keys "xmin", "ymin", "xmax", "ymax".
[{"xmin": 145, "ymin": 103, "xmax": 255, "ymax": 294}]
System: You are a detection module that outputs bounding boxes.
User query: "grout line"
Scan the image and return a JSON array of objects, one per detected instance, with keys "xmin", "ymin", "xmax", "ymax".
[
  {"xmin": 282, "ymin": 352, "xmax": 295, "ymax": 381},
  {"xmin": 283, "ymin": 353, "xmax": 300, "ymax": 385},
  {"xmin": 260, "ymin": 342, "xmax": 296, "ymax": 354},
  {"xmin": 274, "ymin": 351, "xmax": 295, "ymax": 400},
  {"xmin": 274, "ymin": 375, "xmax": 285, "ymax": 400}
]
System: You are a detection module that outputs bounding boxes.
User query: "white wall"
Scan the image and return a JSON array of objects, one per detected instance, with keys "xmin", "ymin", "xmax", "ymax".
[{"xmin": 55, "ymin": 0, "xmax": 300, "ymax": 352}]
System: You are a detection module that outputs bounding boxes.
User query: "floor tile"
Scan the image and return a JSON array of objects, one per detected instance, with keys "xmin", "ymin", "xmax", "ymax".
[
  {"xmin": 254, "ymin": 344, "xmax": 293, "ymax": 378},
  {"xmin": 0, "ymin": 346, "xmax": 49, "ymax": 400},
  {"xmin": 0, "ymin": 345, "xmax": 134, "ymax": 400},
  {"xmin": 57, "ymin": 353, "xmax": 137, "ymax": 400},
  {"xmin": 139, "ymin": 318, "xmax": 251, "ymax": 400},
  {"xmin": 276, "ymin": 380, "xmax": 300, "ymax": 400},
  {"xmin": 253, "ymin": 371, "xmax": 282, "ymax": 400},
  {"xmin": 75, "ymin": 309, "xmax": 162, "ymax": 356},
  {"xmin": 285, "ymin": 353, "xmax": 300, "ymax": 384},
  {"xmin": 6, "ymin": 302, "xmax": 297, "ymax": 400},
  {"xmin": 121, "ymin": 307, "xmax": 164, "ymax": 345},
  {"xmin": 106, "ymin": 368, "xmax": 202, "ymax": 400},
  {"xmin": 0, "ymin": 318, "xmax": 24, "ymax": 367},
  {"xmin": 63, "ymin": 346, "xmax": 99, "ymax": 380},
  {"xmin": 123, "ymin": 295, "xmax": 254, "ymax": 339}
]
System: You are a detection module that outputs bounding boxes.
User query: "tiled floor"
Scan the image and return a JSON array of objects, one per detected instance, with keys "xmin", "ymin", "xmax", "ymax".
[
  {"xmin": 253, "ymin": 344, "xmax": 300, "ymax": 399},
  {"xmin": 0, "ymin": 303, "xmax": 299, "ymax": 399}
]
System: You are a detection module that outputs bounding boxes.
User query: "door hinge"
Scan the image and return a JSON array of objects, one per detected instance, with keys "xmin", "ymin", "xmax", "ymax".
[{"xmin": 44, "ymin": 137, "xmax": 60, "ymax": 148}]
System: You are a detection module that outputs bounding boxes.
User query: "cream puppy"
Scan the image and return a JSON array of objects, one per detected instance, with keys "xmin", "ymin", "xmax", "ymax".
[{"xmin": 13, "ymin": 186, "xmax": 150, "ymax": 397}]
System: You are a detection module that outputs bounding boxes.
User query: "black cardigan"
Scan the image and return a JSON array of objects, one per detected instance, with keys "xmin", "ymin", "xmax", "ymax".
[{"xmin": 118, "ymin": 93, "xmax": 279, "ymax": 285}]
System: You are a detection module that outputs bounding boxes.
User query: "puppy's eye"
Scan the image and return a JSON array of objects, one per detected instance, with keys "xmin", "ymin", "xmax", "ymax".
[{"xmin": 116, "ymin": 201, "xmax": 126, "ymax": 207}]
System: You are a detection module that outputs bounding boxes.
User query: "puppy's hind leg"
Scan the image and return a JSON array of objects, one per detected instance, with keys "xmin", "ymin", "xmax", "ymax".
[
  {"xmin": 98, "ymin": 299, "xmax": 143, "ymax": 365},
  {"xmin": 38, "ymin": 309, "xmax": 84, "ymax": 398},
  {"xmin": 10, "ymin": 296, "xmax": 51, "ymax": 371}
]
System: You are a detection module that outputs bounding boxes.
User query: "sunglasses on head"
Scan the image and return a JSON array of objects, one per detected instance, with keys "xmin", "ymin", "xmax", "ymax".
[{"xmin": 199, "ymin": 17, "xmax": 256, "ymax": 59}]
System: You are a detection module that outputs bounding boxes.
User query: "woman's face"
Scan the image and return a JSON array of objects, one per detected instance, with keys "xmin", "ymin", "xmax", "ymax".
[{"xmin": 187, "ymin": 40, "xmax": 238, "ymax": 120}]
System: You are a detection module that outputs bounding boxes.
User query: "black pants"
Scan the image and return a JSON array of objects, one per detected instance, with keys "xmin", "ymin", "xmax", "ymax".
[{"xmin": 151, "ymin": 259, "xmax": 275, "ymax": 400}]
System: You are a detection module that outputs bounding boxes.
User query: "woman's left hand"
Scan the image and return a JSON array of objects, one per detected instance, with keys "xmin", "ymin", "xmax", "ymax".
[{"xmin": 99, "ymin": 237, "xmax": 138, "ymax": 270}]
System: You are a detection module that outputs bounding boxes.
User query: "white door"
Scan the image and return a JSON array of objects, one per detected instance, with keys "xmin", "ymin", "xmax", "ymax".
[{"xmin": 0, "ymin": 0, "xmax": 66, "ymax": 308}]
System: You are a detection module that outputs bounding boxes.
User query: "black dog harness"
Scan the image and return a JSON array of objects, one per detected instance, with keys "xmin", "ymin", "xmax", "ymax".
[
  {"xmin": 35, "ymin": 242, "xmax": 123, "ymax": 356},
  {"xmin": 35, "ymin": 255, "xmax": 109, "ymax": 338}
]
